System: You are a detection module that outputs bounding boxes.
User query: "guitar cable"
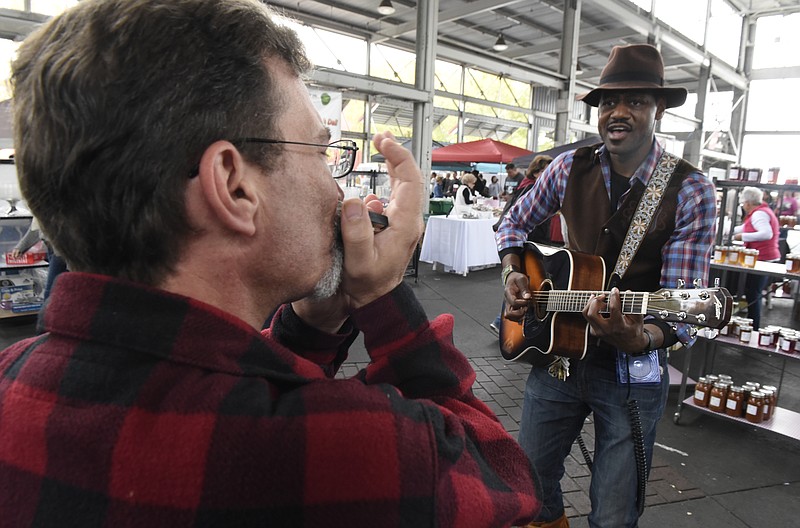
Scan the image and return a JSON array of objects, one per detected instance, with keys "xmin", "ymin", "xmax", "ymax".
[{"xmin": 625, "ymin": 356, "xmax": 648, "ymax": 518}]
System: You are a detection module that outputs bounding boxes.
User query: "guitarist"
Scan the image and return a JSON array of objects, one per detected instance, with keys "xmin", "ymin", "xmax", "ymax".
[{"xmin": 495, "ymin": 44, "xmax": 717, "ymax": 528}]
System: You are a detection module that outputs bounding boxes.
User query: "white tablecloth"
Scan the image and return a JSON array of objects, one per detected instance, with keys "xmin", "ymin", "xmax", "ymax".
[{"xmin": 420, "ymin": 216, "xmax": 501, "ymax": 276}]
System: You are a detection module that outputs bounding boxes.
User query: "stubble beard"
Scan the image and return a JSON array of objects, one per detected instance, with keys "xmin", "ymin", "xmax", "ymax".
[{"xmin": 308, "ymin": 206, "xmax": 344, "ymax": 300}]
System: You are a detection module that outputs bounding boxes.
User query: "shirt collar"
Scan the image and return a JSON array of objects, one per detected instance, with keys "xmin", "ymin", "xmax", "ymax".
[{"xmin": 598, "ymin": 138, "xmax": 663, "ymax": 185}]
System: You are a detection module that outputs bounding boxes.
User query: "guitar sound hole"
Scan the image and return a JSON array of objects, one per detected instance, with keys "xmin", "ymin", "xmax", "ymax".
[{"xmin": 534, "ymin": 280, "xmax": 553, "ymax": 321}]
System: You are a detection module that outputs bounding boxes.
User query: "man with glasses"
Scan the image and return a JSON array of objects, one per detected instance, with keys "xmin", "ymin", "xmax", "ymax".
[{"xmin": 0, "ymin": 1, "xmax": 539, "ymax": 526}]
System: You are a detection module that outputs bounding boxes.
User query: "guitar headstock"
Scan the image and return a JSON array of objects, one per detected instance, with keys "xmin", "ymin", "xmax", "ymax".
[{"xmin": 647, "ymin": 287, "xmax": 733, "ymax": 329}]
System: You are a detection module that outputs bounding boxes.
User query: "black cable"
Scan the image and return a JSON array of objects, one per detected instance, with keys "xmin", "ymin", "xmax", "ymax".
[
  {"xmin": 625, "ymin": 354, "xmax": 648, "ymax": 517},
  {"xmin": 576, "ymin": 432, "xmax": 593, "ymax": 471},
  {"xmin": 628, "ymin": 398, "xmax": 648, "ymax": 517}
]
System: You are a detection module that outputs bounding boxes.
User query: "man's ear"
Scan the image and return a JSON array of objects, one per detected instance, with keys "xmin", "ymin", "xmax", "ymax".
[
  {"xmin": 194, "ymin": 141, "xmax": 258, "ymax": 236},
  {"xmin": 655, "ymin": 97, "xmax": 667, "ymax": 120}
]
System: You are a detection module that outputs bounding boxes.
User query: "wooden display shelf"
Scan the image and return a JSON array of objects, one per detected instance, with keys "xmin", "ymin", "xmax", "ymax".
[{"xmin": 682, "ymin": 397, "xmax": 800, "ymax": 441}]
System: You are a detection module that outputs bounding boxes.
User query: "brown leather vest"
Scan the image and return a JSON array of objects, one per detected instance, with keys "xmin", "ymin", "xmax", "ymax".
[{"xmin": 560, "ymin": 145, "xmax": 695, "ymax": 293}]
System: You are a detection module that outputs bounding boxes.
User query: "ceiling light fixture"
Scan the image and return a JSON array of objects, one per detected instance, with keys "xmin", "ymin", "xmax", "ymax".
[
  {"xmin": 378, "ymin": 0, "xmax": 395, "ymax": 15},
  {"xmin": 493, "ymin": 34, "xmax": 508, "ymax": 52}
]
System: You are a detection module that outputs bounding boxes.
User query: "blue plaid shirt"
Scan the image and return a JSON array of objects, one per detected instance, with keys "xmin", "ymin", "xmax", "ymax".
[{"xmin": 496, "ymin": 139, "xmax": 717, "ymax": 346}]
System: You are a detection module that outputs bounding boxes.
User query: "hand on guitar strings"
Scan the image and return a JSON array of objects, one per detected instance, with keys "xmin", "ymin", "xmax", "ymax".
[
  {"xmin": 583, "ymin": 287, "xmax": 650, "ymax": 354},
  {"xmin": 503, "ymin": 271, "xmax": 531, "ymax": 322}
]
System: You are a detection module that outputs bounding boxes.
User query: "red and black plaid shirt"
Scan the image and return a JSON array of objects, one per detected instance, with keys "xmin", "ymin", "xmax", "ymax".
[{"xmin": 0, "ymin": 272, "xmax": 539, "ymax": 527}]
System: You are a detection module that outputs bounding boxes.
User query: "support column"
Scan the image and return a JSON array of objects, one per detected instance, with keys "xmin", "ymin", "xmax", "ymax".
[
  {"xmin": 555, "ymin": 0, "xmax": 582, "ymax": 145},
  {"xmin": 730, "ymin": 15, "xmax": 755, "ymax": 165},
  {"xmin": 686, "ymin": 62, "xmax": 710, "ymax": 166},
  {"xmin": 411, "ymin": 0, "xmax": 438, "ymax": 184}
]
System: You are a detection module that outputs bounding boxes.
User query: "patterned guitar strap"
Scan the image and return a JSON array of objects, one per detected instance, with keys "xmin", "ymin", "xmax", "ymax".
[{"xmin": 549, "ymin": 150, "xmax": 680, "ymax": 381}]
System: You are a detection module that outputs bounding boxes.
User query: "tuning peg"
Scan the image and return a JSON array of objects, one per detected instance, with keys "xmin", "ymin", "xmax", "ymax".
[
  {"xmin": 714, "ymin": 277, "xmax": 720, "ymax": 287},
  {"xmin": 693, "ymin": 278, "xmax": 703, "ymax": 288},
  {"xmin": 689, "ymin": 326, "xmax": 698, "ymax": 337},
  {"xmin": 696, "ymin": 314, "xmax": 706, "ymax": 323},
  {"xmin": 678, "ymin": 311, "xmax": 687, "ymax": 320},
  {"xmin": 676, "ymin": 279, "xmax": 685, "ymax": 289}
]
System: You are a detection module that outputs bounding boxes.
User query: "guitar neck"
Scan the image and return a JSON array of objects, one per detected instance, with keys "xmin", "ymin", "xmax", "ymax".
[{"xmin": 535, "ymin": 290, "xmax": 650, "ymax": 315}]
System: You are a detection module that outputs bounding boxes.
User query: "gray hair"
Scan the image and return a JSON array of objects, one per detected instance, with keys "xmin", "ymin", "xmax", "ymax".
[{"xmin": 741, "ymin": 187, "xmax": 764, "ymax": 205}]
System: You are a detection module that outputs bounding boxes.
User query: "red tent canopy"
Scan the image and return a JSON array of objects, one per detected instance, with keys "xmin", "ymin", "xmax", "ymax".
[{"xmin": 431, "ymin": 138, "xmax": 532, "ymax": 164}]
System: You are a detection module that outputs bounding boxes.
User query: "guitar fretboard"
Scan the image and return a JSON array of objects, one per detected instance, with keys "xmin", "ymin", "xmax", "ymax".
[{"xmin": 533, "ymin": 290, "xmax": 650, "ymax": 315}]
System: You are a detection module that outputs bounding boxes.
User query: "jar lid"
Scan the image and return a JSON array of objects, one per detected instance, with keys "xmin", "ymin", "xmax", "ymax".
[
  {"xmin": 750, "ymin": 391, "xmax": 764, "ymax": 398},
  {"xmin": 697, "ymin": 376, "xmax": 709, "ymax": 383},
  {"xmin": 706, "ymin": 374, "xmax": 720, "ymax": 382},
  {"xmin": 713, "ymin": 381, "xmax": 728, "ymax": 388},
  {"xmin": 761, "ymin": 385, "xmax": 778, "ymax": 391},
  {"xmin": 729, "ymin": 385, "xmax": 744, "ymax": 393}
]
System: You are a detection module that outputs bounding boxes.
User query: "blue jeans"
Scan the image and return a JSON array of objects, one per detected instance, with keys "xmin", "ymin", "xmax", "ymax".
[
  {"xmin": 518, "ymin": 352, "xmax": 669, "ymax": 527},
  {"xmin": 744, "ymin": 272, "xmax": 769, "ymax": 330}
]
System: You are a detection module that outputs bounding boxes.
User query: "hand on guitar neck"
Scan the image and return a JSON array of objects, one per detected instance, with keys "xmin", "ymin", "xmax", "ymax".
[{"xmin": 583, "ymin": 287, "xmax": 659, "ymax": 355}]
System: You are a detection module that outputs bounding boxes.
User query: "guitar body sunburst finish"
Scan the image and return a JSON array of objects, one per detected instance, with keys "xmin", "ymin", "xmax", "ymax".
[
  {"xmin": 498, "ymin": 243, "xmax": 733, "ymax": 367},
  {"xmin": 500, "ymin": 245, "xmax": 606, "ymax": 366}
]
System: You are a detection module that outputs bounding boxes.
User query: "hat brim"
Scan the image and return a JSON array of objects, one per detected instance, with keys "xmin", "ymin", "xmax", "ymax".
[{"xmin": 577, "ymin": 85, "xmax": 688, "ymax": 109}]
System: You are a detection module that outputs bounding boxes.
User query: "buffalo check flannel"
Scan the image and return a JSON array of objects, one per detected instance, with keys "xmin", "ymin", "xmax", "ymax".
[{"xmin": 0, "ymin": 272, "xmax": 539, "ymax": 527}]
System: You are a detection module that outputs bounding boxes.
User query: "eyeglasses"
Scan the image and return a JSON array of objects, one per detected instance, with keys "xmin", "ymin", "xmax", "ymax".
[{"xmin": 188, "ymin": 138, "xmax": 358, "ymax": 179}]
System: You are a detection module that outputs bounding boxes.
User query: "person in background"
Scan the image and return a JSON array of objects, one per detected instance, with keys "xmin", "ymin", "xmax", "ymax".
[
  {"xmin": 517, "ymin": 155, "xmax": 554, "ymax": 193},
  {"xmin": 777, "ymin": 190, "xmax": 798, "ymax": 218},
  {"xmin": 444, "ymin": 171, "xmax": 460, "ymax": 197},
  {"xmin": 432, "ymin": 175, "xmax": 445, "ymax": 198},
  {"xmin": 429, "ymin": 171, "xmax": 438, "ymax": 196},
  {"xmin": 0, "ymin": 1, "xmax": 540, "ymax": 525},
  {"xmin": 452, "ymin": 172, "xmax": 478, "ymax": 216},
  {"xmin": 496, "ymin": 44, "xmax": 716, "ymax": 527},
  {"xmin": 733, "ymin": 186, "xmax": 780, "ymax": 329},
  {"xmin": 474, "ymin": 170, "xmax": 488, "ymax": 197},
  {"xmin": 488, "ymin": 174, "xmax": 503, "ymax": 199},
  {"xmin": 501, "ymin": 162, "xmax": 523, "ymax": 199},
  {"xmin": 9, "ymin": 216, "xmax": 68, "ymax": 305}
]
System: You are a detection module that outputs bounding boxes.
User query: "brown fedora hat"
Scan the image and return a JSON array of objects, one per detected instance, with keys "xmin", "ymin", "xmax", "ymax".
[{"xmin": 577, "ymin": 44, "xmax": 687, "ymax": 108}]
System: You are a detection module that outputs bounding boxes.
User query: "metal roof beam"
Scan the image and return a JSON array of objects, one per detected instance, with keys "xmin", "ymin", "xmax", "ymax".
[
  {"xmin": 374, "ymin": 0, "xmax": 526, "ymax": 42},
  {"xmin": 588, "ymin": 0, "xmax": 747, "ymax": 91},
  {"xmin": 309, "ymin": 68, "xmax": 430, "ymax": 102}
]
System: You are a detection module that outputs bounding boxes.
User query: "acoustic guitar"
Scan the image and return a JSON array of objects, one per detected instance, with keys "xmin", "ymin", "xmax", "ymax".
[{"xmin": 499, "ymin": 243, "xmax": 734, "ymax": 367}]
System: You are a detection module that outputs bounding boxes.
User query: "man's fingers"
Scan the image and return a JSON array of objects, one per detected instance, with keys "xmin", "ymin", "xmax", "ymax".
[{"xmin": 339, "ymin": 198, "xmax": 374, "ymax": 263}]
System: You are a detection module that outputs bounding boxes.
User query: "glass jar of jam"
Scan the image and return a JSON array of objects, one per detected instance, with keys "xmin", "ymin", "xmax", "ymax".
[
  {"xmin": 739, "ymin": 325, "xmax": 753, "ymax": 343},
  {"xmin": 743, "ymin": 249, "xmax": 759, "ymax": 268},
  {"xmin": 757, "ymin": 328, "xmax": 775, "ymax": 347},
  {"xmin": 727, "ymin": 247, "xmax": 741, "ymax": 265},
  {"xmin": 708, "ymin": 382, "xmax": 728, "ymax": 412},
  {"xmin": 760, "ymin": 388, "xmax": 775, "ymax": 421},
  {"xmin": 713, "ymin": 245, "xmax": 726, "ymax": 263},
  {"xmin": 787, "ymin": 254, "xmax": 800, "ymax": 274},
  {"xmin": 779, "ymin": 331, "xmax": 798, "ymax": 353},
  {"xmin": 693, "ymin": 376, "xmax": 711, "ymax": 407},
  {"xmin": 762, "ymin": 384, "xmax": 778, "ymax": 411},
  {"xmin": 726, "ymin": 385, "xmax": 745, "ymax": 417},
  {"xmin": 766, "ymin": 326, "xmax": 782, "ymax": 346},
  {"xmin": 746, "ymin": 391, "xmax": 765, "ymax": 423}
]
